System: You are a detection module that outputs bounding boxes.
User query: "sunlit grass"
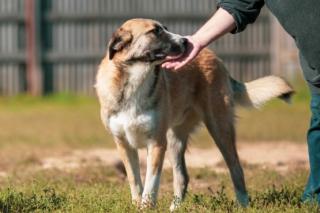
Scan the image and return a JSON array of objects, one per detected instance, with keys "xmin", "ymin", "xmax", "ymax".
[
  {"xmin": 235, "ymin": 76, "xmax": 310, "ymax": 143},
  {"xmin": 0, "ymin": 166, "xmax": 317, "ymax": 213},
  {"xmin": 0, "ymin": 93, "xmax": 114, "ymax": 149},
  {"xmin": 0, "ymin": 77, "xmax": 311, "ymax": 150},
  {"xmin": 0, "ymin": 78, "xmax": 317, "ymax": 212}
]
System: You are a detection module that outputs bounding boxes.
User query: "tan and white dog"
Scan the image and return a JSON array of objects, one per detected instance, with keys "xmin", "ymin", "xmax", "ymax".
[{"xmin": 95, "ymin": 18, "xmax": 293, "ymax": 210}]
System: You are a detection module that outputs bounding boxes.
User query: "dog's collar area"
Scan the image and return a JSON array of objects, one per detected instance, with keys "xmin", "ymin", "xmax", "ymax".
[
  {"xmin": 148, "ymin": 65, "xmax": 161, "ymax": 98},
  {"xmin": 127, "ymin": 57, "xmax": 159, "ymax": 63},
  {"xmin": 126, "ymin": 52, "xmax": 166, "ymax": 64},
  {"xmin": 108, "ymin": 63, "xmax": 161, "ymax": 114}
]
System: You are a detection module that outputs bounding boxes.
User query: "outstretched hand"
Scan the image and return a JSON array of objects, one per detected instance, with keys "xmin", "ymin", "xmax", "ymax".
[{"xmin": 162, "ymin": 36, "xmax": 203, "ymax": 70}]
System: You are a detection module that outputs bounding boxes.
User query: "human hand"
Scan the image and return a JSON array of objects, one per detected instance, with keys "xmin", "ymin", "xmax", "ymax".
[{"xmin": 162, "ymin": 36, "xmax": 204, "ymax": 70}]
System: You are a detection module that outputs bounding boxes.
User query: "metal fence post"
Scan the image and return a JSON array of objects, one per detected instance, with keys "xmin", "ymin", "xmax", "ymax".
[{"xmin": 25, "ymin": 0, "xmax": 42, "ymax": 96}]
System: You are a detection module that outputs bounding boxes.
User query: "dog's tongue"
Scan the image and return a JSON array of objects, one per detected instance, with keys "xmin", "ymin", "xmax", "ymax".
[
  {"xmin": 155, "ymin": 53, "xmax": 166, "ymax": 59},
  {"xmin": 164, "ymin": 53, "xmax": 183, "ymax": 61}
]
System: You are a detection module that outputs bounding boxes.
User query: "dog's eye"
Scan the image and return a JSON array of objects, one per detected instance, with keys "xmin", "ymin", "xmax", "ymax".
[{"xmin": 152, "ymin": 26, "xmax": 163, "ymax": 35}]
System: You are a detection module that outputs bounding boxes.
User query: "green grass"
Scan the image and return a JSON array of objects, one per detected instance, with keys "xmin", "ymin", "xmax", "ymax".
[
  {"xmin": 0, "ymin": 93, "xmax": 114, "ymax": 149},
  {"xmin": 0, "ymin": 78, "xmax": 312, "ymax": 151},
  {"xmin": 0, "ymin": 78, "xmax": 318, "ymax": 212},
  {"xmin": 235, "ymin": 76, "xmax": 310, "ymax": 143},
  {"xmin": 0, "ymin": 166, "xmax": 318, "ymax": 212},
  {"xmin": 190, "ymin": 77, "xmax": 311, "ymax": 146}
]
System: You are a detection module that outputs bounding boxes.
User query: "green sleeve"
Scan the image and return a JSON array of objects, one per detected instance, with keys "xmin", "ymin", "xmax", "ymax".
[{"xmin": 217, "ymin": 0, "xmax": 265, "ymax": 33}]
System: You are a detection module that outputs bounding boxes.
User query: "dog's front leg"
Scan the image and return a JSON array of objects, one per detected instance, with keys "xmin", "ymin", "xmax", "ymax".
[
  {"xmin": 115, "ymin": 138, "xmax": 143, "ymax": 205},
  {"xmin": 141, "ymin": 140, "xmax": 167, "ymax": 207}
]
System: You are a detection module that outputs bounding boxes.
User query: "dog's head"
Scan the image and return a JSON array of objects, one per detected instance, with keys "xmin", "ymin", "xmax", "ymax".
[{"xmin": 108, "ymin": 18, "xmax": 188, "ymax": 64}]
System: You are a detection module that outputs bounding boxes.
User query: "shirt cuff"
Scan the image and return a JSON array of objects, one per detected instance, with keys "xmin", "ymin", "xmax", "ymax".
[{"xmin": 217, "ymin": 3, "xmax": 245, "ymax": 34}]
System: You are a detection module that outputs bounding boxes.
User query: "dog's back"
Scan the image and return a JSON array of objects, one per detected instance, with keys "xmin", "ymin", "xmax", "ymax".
[{"xmin": 163, "ymin": 48, "xmax": 294, "ymax": 126}]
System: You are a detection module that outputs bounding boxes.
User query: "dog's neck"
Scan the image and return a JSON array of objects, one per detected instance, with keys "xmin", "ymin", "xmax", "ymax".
[
  {"xmin": 118, "ymin": 62, "xmax": 162, "ymax": 113},
  {"xmin": 97, "ymin": 60, "xmax": 161, "ymax": 115},
  {"xmin": 123, "ymin": 62, "xmax": 155, "ymax": 99}
]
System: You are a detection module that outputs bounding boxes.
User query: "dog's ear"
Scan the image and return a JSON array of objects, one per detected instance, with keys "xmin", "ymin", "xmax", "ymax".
[{"xmin": 108, "ymin": 28, "xmax": 132, "ymax": 60}]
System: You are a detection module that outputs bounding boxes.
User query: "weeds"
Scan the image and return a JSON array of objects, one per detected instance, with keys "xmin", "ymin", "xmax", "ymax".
[
  {"xmin": 0, "ymin": 168, "xmax": 318, "ymax": 213},
  {"xmin": 0, "ymin": 79, "xmax": 317, "ymax": 212},
  {"xmin": 0, "ymin": 187, "xmax": 67, "ymax": 213}
]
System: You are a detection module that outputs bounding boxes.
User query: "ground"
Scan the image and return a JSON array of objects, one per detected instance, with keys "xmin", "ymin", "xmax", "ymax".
[
  {"xmin": 40, "ymin": 142, "xmax": 307, "ymax": 174},
  {"xmin": 0, "ymin": 78, "xmax": 319, "ymax": 212}
]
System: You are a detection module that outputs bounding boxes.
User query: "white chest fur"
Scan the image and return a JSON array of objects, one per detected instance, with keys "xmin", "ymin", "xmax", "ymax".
[
  {"xmin": 109, "ymin": 108, "xmax": 157, "ymax": 148},
  {"xmin": 100, "ymin": 63, "xmax": 159, "ymax": 149}
]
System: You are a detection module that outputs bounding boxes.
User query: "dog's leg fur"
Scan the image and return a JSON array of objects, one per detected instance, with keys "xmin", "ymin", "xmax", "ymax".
[
  {"xmin": 141, "ymin": 141, "xmax": 167, "ymax": 207},
  {"xmin": 167, "ymin": 112, "xmax": 199, "ymax": 211},
  {"xmin": 115, "ymin": 138, "xmax": 143, "ymax": 204},
  {"xmin": 167, "ymin": 128, "xmax": 189, "ymax": 211},
  {"xmin": 203, "ymin": 105, "xmax": 249, "ymax": 206}
]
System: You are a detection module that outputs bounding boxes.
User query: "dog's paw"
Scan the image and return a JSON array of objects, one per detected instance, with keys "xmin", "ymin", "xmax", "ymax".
[
  {"xmin": 140, "ymin": 197, "xmax": 155, "ymax": 209},
  {"xmin": 131, "ymin": 198, "xmax": 141, "ymax": 207},
  {"xmin": 169, "ymin": 197, "xmax": 182, "ymax": 212},
  {"xmin": 169, "ymin": 202, "xmax": 179, "ymax": 212}
]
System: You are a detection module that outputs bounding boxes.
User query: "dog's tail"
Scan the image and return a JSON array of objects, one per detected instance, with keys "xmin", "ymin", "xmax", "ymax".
[{"xmin": 231, "ymin": 75, "xmax": 294, "ymax": 108}]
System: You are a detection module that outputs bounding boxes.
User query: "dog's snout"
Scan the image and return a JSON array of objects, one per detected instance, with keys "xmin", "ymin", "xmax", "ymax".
[
  {"xmin": 181, "ymin": 38, "xmax": 188, "ymax": 49},
  {"xmin": 169, "ymin": 37, "xmax": 188, "ymax": 55}
]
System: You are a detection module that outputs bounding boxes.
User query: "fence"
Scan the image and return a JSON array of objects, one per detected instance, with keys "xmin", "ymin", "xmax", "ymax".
[
  {"xmin": 0, "ymin": 0, "xmax": 25, "ymax": 96},
  {"xmin": 0, "ymin": 0, "xmax": 274, "ymax": 96}
]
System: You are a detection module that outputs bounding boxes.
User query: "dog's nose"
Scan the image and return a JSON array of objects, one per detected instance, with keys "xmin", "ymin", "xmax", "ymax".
[{"xmin": 181, "ymin": 38, "xmax": 188, "ymax": 48}]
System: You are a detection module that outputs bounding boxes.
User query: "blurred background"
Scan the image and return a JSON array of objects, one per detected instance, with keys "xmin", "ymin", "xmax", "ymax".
[{"xmin": 0, "ymin": 0, "xmax": 300, "ymax": 96}]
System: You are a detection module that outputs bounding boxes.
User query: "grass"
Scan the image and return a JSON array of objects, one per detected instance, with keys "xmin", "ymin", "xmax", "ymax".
[
  {"xmin": 0, "ymin": 77, "xmax": 312, "ymax": 151},
  {"xmin": 0, "ymin": 77, "xmax": 317, "ymax": 212},
  {"xmin": 0, "ymin": 93, "xmax": 113, "ymax": 149},
  {"xmin": 0, "ymin": 166, "xmax": 318, "ymax": 212},
  {"xmin": 235, "ymin": 76, "xmax": 311, "ymax": 143}
]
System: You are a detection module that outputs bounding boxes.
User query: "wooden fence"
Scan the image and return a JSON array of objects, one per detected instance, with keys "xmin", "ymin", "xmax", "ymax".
[
  {"xmin": 0, "ymin": 0, "xmax": 273, "ymax": 96},
  {"xmin": 0, "ymin": 0, "xmax": 26, "ymax": 96}
]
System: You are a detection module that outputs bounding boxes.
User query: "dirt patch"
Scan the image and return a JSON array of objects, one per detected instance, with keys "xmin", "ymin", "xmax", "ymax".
[{"xmin": 40, "ymin": 142, "xmax": 308, "ymax": 173}]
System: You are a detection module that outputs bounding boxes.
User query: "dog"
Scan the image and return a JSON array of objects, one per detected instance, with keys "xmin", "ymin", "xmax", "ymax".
[{"xmin": 95, "ymin": 18, "xmax": 294, "ymax": 211}]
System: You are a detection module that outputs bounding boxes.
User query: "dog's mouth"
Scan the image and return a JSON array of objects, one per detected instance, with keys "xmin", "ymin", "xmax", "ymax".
[
  {"xmin": 162, "ymin": 40, "xmax": 188, "ymax": 62},
  {"xmin": 164, "ymin": 52, "xmax": 184, "ymax": 60},
  {"xmin": 140, "ymin": 50, "xmax": 166, "ymax": 62},
  {"xmin": 133, "ymin": 42, "xmax": 186, "ymax": 63},
  {"xmin": 153, "ymin": 45, "xmax": 186, "ymax": 62},
  {"xmin": 152, "ymin": 52, "xmax": 185, "ymax": 64},
  {"xmin": 148, "ymin": 39, "xmax": 187, "ymax": 62},
  {"xmin": 143, "ymin": 49, "xmax": 183, "ymax": 62},
  {"xmin": 151, "ymin": 50, "xmax": 168, "ymax": 61}
]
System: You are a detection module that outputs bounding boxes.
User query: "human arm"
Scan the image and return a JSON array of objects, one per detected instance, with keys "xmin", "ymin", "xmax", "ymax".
[
  {"xmin": 162, "ymin": 8, "xmax": 235, "ymax": 70},
  {"xmin": 162, "ymin": 0, "xmax": 264, "ymax": 70}
]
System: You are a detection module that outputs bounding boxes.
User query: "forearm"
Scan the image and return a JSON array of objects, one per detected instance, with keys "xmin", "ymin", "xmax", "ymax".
[
  {"xmin": 162, "ymin": 2, "xmax": 263, "ymax": 70},
  {"xmin": 192, "ymin": 8, "xmax": 236, "ymax": 48}
]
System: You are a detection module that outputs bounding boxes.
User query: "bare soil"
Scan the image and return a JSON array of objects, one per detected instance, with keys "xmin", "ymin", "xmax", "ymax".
[{"xmin": 40, "ymin": 142, "xmax": 308, "ymax": 173}]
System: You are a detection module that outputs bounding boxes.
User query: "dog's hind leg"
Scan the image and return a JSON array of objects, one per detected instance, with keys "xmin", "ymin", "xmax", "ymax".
[
  {"xmin": 141, "ymin": 139, "xmax": 167, "ymax": 207},
  {"xmin": 203, "ymin": 107, "xmax": 249, "ymax": 207},
  {"xmin": 115, "ymin": 138, "xmax": 143, "ymax": 205}
]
